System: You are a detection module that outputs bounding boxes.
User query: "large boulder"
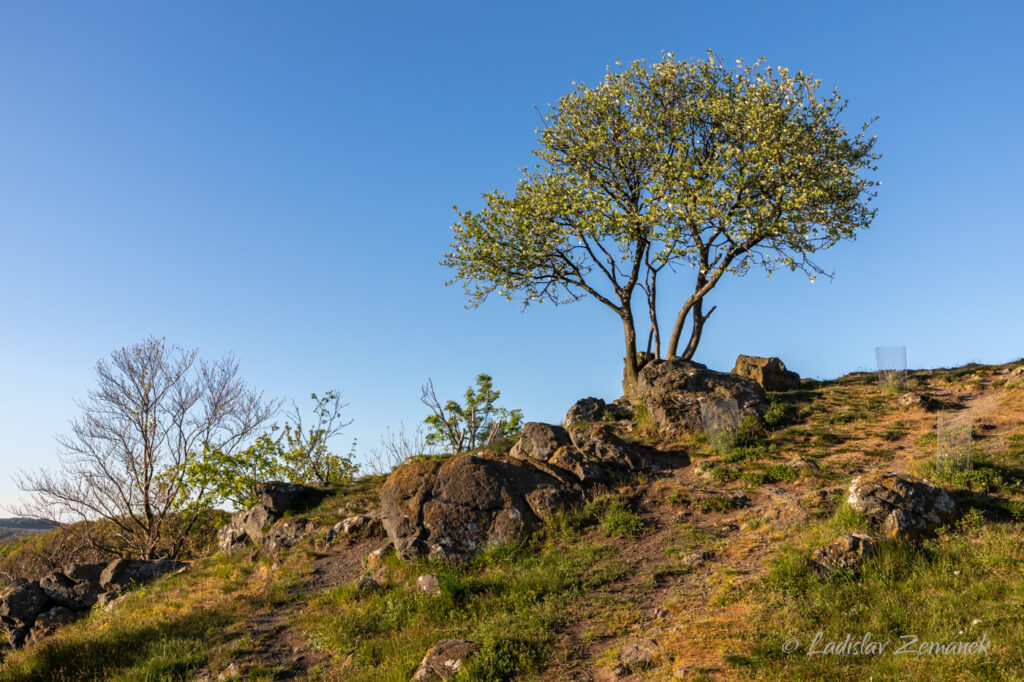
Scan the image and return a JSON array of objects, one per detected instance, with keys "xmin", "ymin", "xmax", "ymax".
[
  {"xmin": 0, "ymin": 581, "xmax": 48, "ymax": 628},
  {"xmin": 99, "ymin": 559, "xmax": 187, "ymax": 593},
  {"xmin": 28, "ymin": 606, "xmax": 78, "ymax": 644},
  {"xmin": 633, "ymin": 359, "xmax": 768, "ymax": 438},
  {"xmin": 732, "ymin": 355, "xmax": 801, "ymax": 392},
  {"xmin": 262, "ymin": 517, "xmax": 318, "ymax": 553},
  {"xmin": 509, "ymin": 422, "xmax": 571, "ymax": 462},
  {"xmin": 412, "ymin": 639, "xmax": 482, "ymax": 681},
  {"xmin": 563, "ymin": 397, "xmax": 632, "ymax": 427},
  {"xmin": 217, "ymin": 501, "xmax": 279, "ymax": 553},
  {"xmin": 378, "ymin": 453, "xmax": 581, "ymax": 561},
  {"xmin": 39, "ymin": 565, "xmax": 105, "ymax": 610},
  {"xmin": 566, "ymin": 424, "xmax": 645, "ymax": 471},
  {"xmin": 848, "ymin": 472, "xmax": 959, "ymax": 540},
  {"xmin": 254, "ymin": 481, "xmax": 329, "ymax": 514}
]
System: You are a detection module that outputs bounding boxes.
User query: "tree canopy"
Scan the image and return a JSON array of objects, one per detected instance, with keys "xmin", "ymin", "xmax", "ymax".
[{"xmin": 443, "ymin": 52, "xmax": 879, "ymax": 390}]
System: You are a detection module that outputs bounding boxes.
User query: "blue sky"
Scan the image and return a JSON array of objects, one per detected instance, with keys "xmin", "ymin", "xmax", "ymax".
[{"xmin": 1, "ymin": 1, "xmax": 1022, "ymax": 508}]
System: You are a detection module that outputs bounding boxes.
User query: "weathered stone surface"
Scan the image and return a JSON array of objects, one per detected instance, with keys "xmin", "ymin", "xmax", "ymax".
[
  {"xmin": 28, "ymin": 606, "xmax": 78, "ymax": 643},
  {"xmin": 563, "ymin": 397, "xmax": 632, "ymax": 427},
  {"xmin": 633, "ymin": 359, "xmax": 768, "ymax": 438},
  {"xmin": 411, "ymin": 639, "xmax": 482, "ymax": 681},
  {"xmin": 619, "ymin": 639, "xmax": 660, "ymax": 670},
  {"xmin": 263, "ymin": 517, "xmax": 317, "ymax": 553},
  {"xmin": 99, "ymin": 559, "xmax": 187, "ymax": 593},
  {"xmin": 567, "ymin": 425, "xmax": 646, "ymax": 471},
  {"xmin": 509, "ymin": 422, "xmax": 571, "ymax": 462},
  {"xmin": 217, "ymin": 503, "xmax": 279, "ymax": 553},
  {"xmin": 732, "ymin": 355, "xmax": 801, "ymax": 392},
  {"xmin": 848, "ymin": 472, "xmax": 958, "ymax": 540},
  {"xmin": 810, "ymin": 533, "xmax": 877, "ymax": 575},
  {"xmin": 800, "ymin": 486, "xmax": 844, "ymax": 512},
  {"xmin": 254, "ymin": 481, "xmax": 329, "ymax": 515},
  {"xmin": 379, "ymin": 453, "xmax": 577, "ymax": 561},
  {"xmin": 35, "ymin": 562, "xmax": 106, "ymax": 610},
  {"xmin": 0, "ymin": 581, "xmax": 47, "ymax": 628},
  {"xmin": 340, "ymin": 514, "xmax": 380, "ymax": 536},
  {"xmin": 523, "ymin": 485, "xmax": 577, "ymax": 521},
  {"xmin": 353, "ymin": 574, "xmax": 380, "ymax": 591},
  {"xmin": 416, "ymin": 574, "xmax": 442, "ymax": 596}
]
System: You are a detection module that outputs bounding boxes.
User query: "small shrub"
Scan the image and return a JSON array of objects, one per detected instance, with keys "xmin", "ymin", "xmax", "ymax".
[
  {"xmin": 598, "ymin": 499, "xmax": 644, "ymax": 537},
  {"xmin": 763, "ymin": 464, "xmax": 801, "ymax": 483}
]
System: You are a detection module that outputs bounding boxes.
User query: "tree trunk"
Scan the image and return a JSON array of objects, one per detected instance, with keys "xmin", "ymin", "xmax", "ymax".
[
  {"xmin": 621, "ymin": 311, "xmax": 640, "ymax": 397},
  {"xmin": 680, "ymin": 297, "xmax": 714, "ymax": 361}
]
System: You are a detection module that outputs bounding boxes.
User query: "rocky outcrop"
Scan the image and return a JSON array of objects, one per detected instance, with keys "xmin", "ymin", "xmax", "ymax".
[
  {"xmin": 412, "ymin": 639, "xmax": 482, "ymax": 681},
  {"xmin": 100, "ymin": 559, "xmax": 186, "ymax": 593},
  {"xmin": 563, "ymin": 397, "xmax": 631, "ymax": 427},
  {"xmin": 633, "ymin": 359, "xmax": 768, "ymax": 438},
  {"xmin": 1, "ymin": 558, "xmax": 189, "ymax": 651},
  {"xmin": 217, "ymin": 481, "xmax": 328, "ymax": 553},
  {"xmin": 509, "ymin": 422, "xmax": 571, "ymax": 461},
  {"xmin": 378, "ymin": 453, "xmax": 583, "ymax": 561},
  {"xmin": 255, "ymin": 481, "xmax": 329, "ymax": 514},
  {"xmin": 732, "ymin": 355, "xmax": 801, "ymax": 392},
  {"xmin": 810, "ymin": 533, "xmax": 877, "ymax": 575},
  {"xmin": 848, "ymin": 472, "xmax": 959, "ymax": 540}
]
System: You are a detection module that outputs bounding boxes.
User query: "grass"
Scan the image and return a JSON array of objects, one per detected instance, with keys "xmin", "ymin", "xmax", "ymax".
[
  {"xmin": 726, "ymin": 509, "xmax": 1024, "ymax": 680},
  {"xmin": 297, "ymin": 511, "xmax": 627, "ymax": 681}
]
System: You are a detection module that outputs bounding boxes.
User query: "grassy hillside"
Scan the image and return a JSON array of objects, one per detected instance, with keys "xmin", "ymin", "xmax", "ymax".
[{"xmin": 3, "ymin": 360, "xmax": 1024, "ymax": 681}]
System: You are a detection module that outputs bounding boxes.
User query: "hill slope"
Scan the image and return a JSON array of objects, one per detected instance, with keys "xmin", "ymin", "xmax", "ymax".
[{"xmin": 2, "ymin": 360, "xmax": 1024, "ymax": 680}]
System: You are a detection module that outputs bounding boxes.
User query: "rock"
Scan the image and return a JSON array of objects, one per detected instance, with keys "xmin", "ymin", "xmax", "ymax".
[
  {"xmin": 633, "ymin": 359, "xmax": 768, "ymax": 438},
  {"xmin": 523, "ymin": 485, "xmax": 575, "ymax": 521},
  {"xmin": 365, "ymin": 544, "xmax": 392, "ymax": 570},
  {"xmin": 416, "ymin": 574, "xmax": 442, "ymax": 596},
  {"xmin": 218, "ymin": 503, "xmax": 279, "ymax": 553},
  {"xmin": 810, "ymin": 533, "xmax": 877, "ymax": 575},
  {"xmin": 353, "ymin": 574, "xmax": 379, "ymax": 591},
  {"xmin": 340, "ymin": 514, "xmax": 380, "ymax": 537},
  {"xmin": 99, "ymin": 558, "xmax": 187, "ymax": 593},
  {"xmin": 563, "ymin": 397, "xmax": 632, "ymax": 427},
  {"xmin": 28, "ymin": 606, "xmax": 78, "ymax": 643},
  {"xmin": 564, "ymin": 397, "xmax": 607, "ymax": 426},
  {"xmin": 566, "ymin": 425, "xmax": 646, "ymax": 471},
  {"xmin": 619, "ymin": 639, "xmax": 659, "ymax": 670},
  {"xmin": 732, "ymin": 355, "xmax": 801, "ymax": 392},
  {"xmin": 96, "ymin": 591, "xmax": 122, "ymax": 607},
  {"xmin": 39, "ymin": 562, "xmax": 106, "ymax": 610},
  {"xmin": 378, "ymin": 453, "xmax": 579, "ymax": 561},
  {"xmin": 411, "ymin": 639, "xmax": 482, "ymax": 681},
  {"xmin": 681, "ymin": 551, "xmax": 714, "ymax": 568},
  {"xmin": 254, "ymin": 481, "xmax": 329, "ymax": 514},
  {"xmin": 800, "ymin": 487, "xmax": 844, "ymax": 512},
  {"xmin": 0, "ymin": 581, "xmax": 48, "ymax": 628},
  {"xmin": 509, "ymin": 422, "xmax": 572, "ymax": 461},
  {"xmin": 2, "ymin": 625, "xmax": 28, "ymax": 649},
  {"xmin": 263, "ymin": 517, "xmax": 317, "ymax": 553},
  {"xmin": 848, "ymin": 472, "xmax": 959, "ymax": 540},
  {"xmin": 217, "ymin": 662, "xmax": 242, "ymax": 680}
]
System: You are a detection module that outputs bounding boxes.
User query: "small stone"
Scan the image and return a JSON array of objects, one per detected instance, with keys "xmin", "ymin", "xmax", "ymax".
[
  {"xmin": 619, "ymin": 639, "xmax": 659, "ymax": 670},
  {"xmin": 365, "ymin": 545, "xmax": 392, "ymax": 570},
  {"xmin": 217, "ymin": 662, "xmax": 241, "ymax": 679},
  {"xmin": 411, "ymin": 639, "xmax": 482, "ymax": 681},
  {"xmin": 416, "ymin": 574, "xmax": 442, "ymax": 597},
  {"xmin": 810, "ymin": 533, "xmax": 877, "ymax": 575},
  {"xmin": 354, "ymin": 574, "xmax": 379, "ymax": 591}
]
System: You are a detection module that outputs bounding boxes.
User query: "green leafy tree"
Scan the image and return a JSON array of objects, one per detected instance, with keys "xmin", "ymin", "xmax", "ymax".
[
  {"xmin": 421, "ymin": 374, "xmax": 523, "ymax": 454},
  {"xmin": 443, "ymin": 52, "xmax": 879, "ymax": 391},
  {"xmin": 184, "ymin": 390, "xmax": 357, "ymax": 509}
]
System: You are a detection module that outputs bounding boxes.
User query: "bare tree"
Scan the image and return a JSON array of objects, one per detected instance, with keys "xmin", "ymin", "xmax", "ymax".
[
  {"xmin": 366, "ymin": 422, "xmax": 426, "ymax": 476},
  {"xmin": 13, "ymin": 337, "xmax": 278, "ymax": 559}
]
